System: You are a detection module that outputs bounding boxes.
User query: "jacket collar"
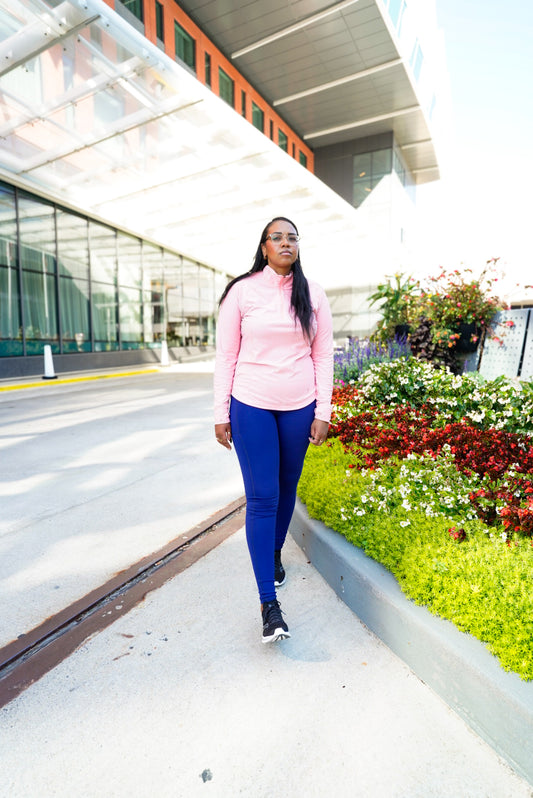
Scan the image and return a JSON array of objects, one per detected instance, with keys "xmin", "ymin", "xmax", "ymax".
[{"xmin": 263, "ymin": 264, "xmax": 294, "ymax": 289}]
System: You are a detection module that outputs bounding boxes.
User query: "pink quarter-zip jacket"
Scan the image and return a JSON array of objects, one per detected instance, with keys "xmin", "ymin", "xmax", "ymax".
[{"xmin": 214, "ymin": 265, "xmax": 333, "ymax": 424}]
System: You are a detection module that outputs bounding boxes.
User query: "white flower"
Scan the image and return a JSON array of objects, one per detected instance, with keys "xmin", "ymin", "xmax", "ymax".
[{"xmin": 399, "ymin": 520, "xmax": 411, "ymax": 527}]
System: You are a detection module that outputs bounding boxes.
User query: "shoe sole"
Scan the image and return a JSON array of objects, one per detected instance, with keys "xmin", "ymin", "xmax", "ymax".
[
  {"xmin": 262, "ymin": 628, "xmax": 291, "ymax": 644},
  {"xmin": 274, "ymin": 576, "xmax": 286, "ymax": 587}
]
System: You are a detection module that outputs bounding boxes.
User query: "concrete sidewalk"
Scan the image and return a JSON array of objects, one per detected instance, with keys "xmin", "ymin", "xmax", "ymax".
[
  {"xmin": 2, "ymin": 527, "xmax": 532, "ymax": 798},
  {"xmin": 1, "ymin": 364, "xmax": 532, "ymax": 796}
]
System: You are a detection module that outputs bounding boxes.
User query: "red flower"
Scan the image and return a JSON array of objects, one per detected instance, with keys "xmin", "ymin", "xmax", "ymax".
[{"xmin": 330, "ymin": 384, "xmax": 533, "ymax": 538}]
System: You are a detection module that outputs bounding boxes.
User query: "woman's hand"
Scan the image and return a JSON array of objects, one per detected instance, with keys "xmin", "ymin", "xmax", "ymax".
[
  {"xmin": 309, "ymin": 419, "xmax": 329, "ymax": 447},
  {"xmin": 215, "ymin": 423, "xmax": 232, "ymax": 450}
]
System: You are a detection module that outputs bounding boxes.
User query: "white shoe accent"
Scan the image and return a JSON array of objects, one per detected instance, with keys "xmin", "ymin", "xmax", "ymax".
[{"xmin": 262, "ymin": 628, "xmax": 291, "ymax": 644}]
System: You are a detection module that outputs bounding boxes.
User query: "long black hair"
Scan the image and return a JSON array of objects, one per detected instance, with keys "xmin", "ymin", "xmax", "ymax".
[{"xmin": 218, "ymin": 216, "xmax": 313, "ymax": 340}]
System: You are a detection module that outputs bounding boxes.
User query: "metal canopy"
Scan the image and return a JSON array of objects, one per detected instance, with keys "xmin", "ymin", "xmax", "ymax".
[{"xmin": 0, "ymin": 0, "xmax": 441, "ymax": 284}]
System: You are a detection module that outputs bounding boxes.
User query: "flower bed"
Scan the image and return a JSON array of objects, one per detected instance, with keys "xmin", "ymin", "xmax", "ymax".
[
  {"xmin": 334, "ymin": 336, "xmax": 411, "ymax": 385},
  {"xmin": 298, "ymin": 357, "xmax": 533, "ymax": 679}
]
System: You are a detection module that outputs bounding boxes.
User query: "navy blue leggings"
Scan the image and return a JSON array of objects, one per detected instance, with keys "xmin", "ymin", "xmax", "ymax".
[{"xmin": 230, "ymin": 396, "xmax": 316, "ymax": 603}]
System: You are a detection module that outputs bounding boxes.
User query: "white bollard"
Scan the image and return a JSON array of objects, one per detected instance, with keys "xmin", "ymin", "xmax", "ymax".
[
  {"xmin": 42, "ymin": 344, "xmax": 58, "ymax": 380},
  {"xmin": 160, "ymin": 339, "xmax": 169, "ymax": 367}
]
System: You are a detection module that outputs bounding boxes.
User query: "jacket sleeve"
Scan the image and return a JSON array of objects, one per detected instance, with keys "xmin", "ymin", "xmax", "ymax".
[
  {"xmin": 213, "ymin": 285, "xmax": 242, "ymax": 424},
  {"xmin": 311, "ymin": 286, "xmax": 334, "ymax": 422}
]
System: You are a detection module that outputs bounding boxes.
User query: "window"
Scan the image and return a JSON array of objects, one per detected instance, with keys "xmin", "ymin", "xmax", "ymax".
[
  {"xmin": 60, "ymin": 277, "xmax": 91, "ymax": 353},
  {"xmin": 269, "ymin": 120, "xmax": 274, "ymax": 139},
  {"xmin": 251, "ymin": 101, "xmax": 264, "ymax": 132},
  {"xmin": 392, "ymin": 148, "xmax": 405, "ymax": 183},
  {"xmin": 241, "ymin": 90, "xmax": 246, "ymax": 117},
  {"xmin": 143, "ymin": 242, "xmax": 163, "ymax": 342},
  {"xmin": 57, "ymin": 211, "xmax": 89, "ymax": 280},
  {"xmin": 299, "ymin": 151, "xmax": 308, "ymax": 168},
  {"xmin": 352, "ymin": 148, "xmax": 392, "ymax": 208},
  {"xmin": 89, "ymin": 221, "xmax": 116, "ymax": 285},
  {"xmin": 155, "ymin": 1, "xmax": 164, "ymax": 41},
  {"xmin": 387, "ymin": 0, "xmax": 405, "ymax": 29},
  {"xmin": 0, "ymin": 183, "xmax": 21, "ymax": 356},
  {"xmin": 117, "ymin": 232, "xmax": 142, "ymax": 289},
  {"xmin": 119, "ymin": 286, "xmax": 143, "ymax": 348},
  {"xmin": 218, "ymin": 67, "xmax": 234, "ymax": 106},
  {"xmin": 182, "ymin": 259, "xmax": 200, "ymax": 345},
  {"xmin": 0, "ymin": 182, "xmax": 220, "ymax": 360},
  {"xmin": 92, "ymin": 281, "xmax": 119, "ymax": 350},
  {"xmin": 56, "ymin": 211, "xmax": 91, "ymax": 352},
  {"xmin": 411, "ymin": 42, "xmax": 423, "ymax": 82},
  {"xmin": 278, "ymin": 129, "xmax": 288, "ymax": 152},
  {"xmin": 122, "ymin": 0, "xmax": 143, "ymax": 22},
  {"xmin": 18, "ymin": 194, "xmax": 56, "ymax": 276},
  {"xmin": 17, "ymin": 194, "xmax": 58, "ymax": 353},
  {"xmin": 205, "ymin": 52, "xmax": 211, "ymax": 86},
  {"xmin": 22, "ymin": 271, "xmax": 58, "ymax": 354},
  {"xmin": 0, "ymin": 265, "xmax": 21, "ymax": 356},
  {"xmin": 174, "ymin": 23, "xmax": 196, "ymax": 71}
]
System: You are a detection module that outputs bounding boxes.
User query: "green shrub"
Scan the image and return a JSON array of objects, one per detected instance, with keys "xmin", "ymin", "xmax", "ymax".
[{"xmin": 298, "ymin": 439, "xmax": 533, "ymax": 680}]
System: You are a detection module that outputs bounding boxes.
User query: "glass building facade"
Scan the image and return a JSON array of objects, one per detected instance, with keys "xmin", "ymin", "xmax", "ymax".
[{"xmin": 0, "ymin": 181, "xmax": 228, "ymax": 363}]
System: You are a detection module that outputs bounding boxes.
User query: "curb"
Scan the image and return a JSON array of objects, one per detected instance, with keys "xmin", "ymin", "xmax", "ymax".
[
  {"xmin": 289, "ymin": 499, "xmax": 533, "ymax": 787},
  {"xmin": 0, "ymin": 368, "xmax": 160, "ymax": 392}
]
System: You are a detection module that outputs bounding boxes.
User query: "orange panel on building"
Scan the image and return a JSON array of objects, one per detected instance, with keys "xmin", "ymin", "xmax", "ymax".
[{"xmin": 106, "ymin": 0, "xmax": 313, "ymax": 171}]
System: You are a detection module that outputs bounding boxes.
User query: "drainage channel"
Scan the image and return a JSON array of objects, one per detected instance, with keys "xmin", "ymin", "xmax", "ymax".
[{"xmin": 0, "ymin": 497, "xmax": 246, "ymax": 709}]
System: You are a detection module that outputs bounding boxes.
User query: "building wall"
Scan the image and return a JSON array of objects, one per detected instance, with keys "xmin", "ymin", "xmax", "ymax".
[
  {"xmin": 315, "ymin": 132, "xmax": 417, "ymax": 304},
  {"xmin": 105, "ymin": 0, "xmax": 314, "ymax": 171}
]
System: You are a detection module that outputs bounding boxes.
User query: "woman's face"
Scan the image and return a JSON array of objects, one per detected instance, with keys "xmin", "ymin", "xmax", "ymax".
[{"xmin": 261, "ymin": 220, "xmax": 299, "ymax": 275}]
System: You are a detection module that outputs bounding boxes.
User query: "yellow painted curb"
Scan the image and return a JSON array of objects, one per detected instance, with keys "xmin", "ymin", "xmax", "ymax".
[{"xmin": 0, "ymin": 369, "xmax": 161, "ymax": 392}]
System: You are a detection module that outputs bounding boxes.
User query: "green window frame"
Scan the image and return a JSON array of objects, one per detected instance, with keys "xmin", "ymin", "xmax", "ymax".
[
  {"xmin": 299, "ymin": 151, "xmax": 308, "ymax": 168},
  {"xmin": 278, "ymin": 129, "xmax": 288, "ymax": 152},
  {"xmin": 155, "ymin": 1, "xmax": 164, "ymax": 41},
  {"xmin": 122, "ymin": 0, "xmax": 143, "ymax": 22},
  {"xmin": 174, "ymin": 22, "xmax": 196, "ymax": 71},
  {"xmin": 218, "ymin": 67, "xmax": 234, "ymax": 107},
  {"xmin": 251, "ymin": 101, "xmax": 264, "ymax": 132}
]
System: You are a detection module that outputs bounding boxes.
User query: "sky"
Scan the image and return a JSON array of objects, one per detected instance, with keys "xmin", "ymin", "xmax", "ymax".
[{"xmin": 413, "ymin": 0, "xmax": 533, "ymax": 301}]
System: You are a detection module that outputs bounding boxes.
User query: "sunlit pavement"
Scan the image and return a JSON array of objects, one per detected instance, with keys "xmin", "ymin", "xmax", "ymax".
[{"xmin": 0, "ymin": 362, "xmax": 242, "ymax": 647}]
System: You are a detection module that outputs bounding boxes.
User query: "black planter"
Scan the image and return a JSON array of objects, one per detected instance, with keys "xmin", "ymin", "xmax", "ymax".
[
  {"xmin": 394, "ymin": 324, "xmax": 410, "ymax": 340},
  {"xmin": 456, "ymin": 323, "xmax": 481, "ymax": 353}
]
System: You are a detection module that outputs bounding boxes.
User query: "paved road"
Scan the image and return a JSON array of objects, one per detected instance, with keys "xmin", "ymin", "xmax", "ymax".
[{"xmin": 0, "ymin": 363, "xmax": 243, "ymax": 648}]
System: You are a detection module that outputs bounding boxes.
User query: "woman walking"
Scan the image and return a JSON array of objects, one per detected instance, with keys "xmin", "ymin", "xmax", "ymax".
[{"xmin": 214, "ymin": 217, "xmax": 333, "ymax": 643}]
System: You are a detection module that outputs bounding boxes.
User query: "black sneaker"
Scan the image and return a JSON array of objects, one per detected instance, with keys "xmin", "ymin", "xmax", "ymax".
[
  {"xmin": 261, "ymin": 599, "xmax": 290, "ymax": 643},
  {"xmin": 274, "ymin": 550, "xmax": 286, "ymax": 587}
]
